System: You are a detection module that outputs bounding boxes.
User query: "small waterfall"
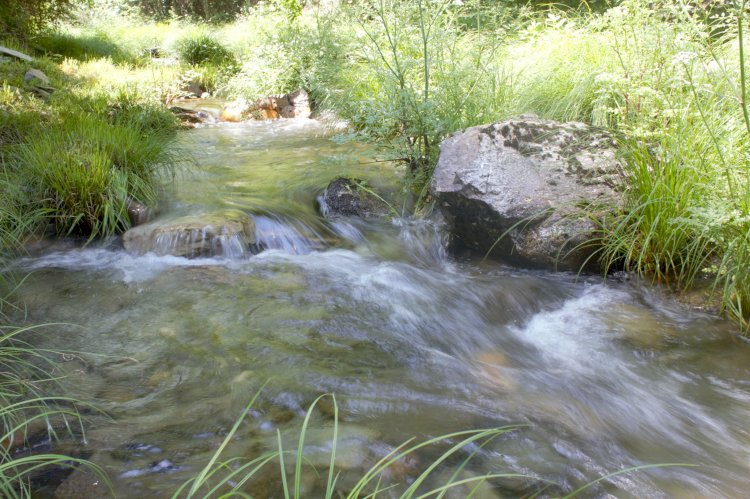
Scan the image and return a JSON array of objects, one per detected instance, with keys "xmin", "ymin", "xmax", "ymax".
[
  {"xmin": 151, "ymin": 227, "xmax": 249, "ymax": 259},
  {"xmin": 251, "ymin": 215, "xmax": 328, "ymax": 255},
  {"xmin": 396, "ymin": 216, "xmax": 451, "ymax": 268}
]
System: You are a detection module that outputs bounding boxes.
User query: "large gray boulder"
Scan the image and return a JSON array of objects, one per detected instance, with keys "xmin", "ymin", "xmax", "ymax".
[
  {"xmin": 122, "ymin": 210, "xmax": 255, "ymax": 258},
  {"xmin": 430, "ymin": 115, "xmax": 624, "ymax": 270}
]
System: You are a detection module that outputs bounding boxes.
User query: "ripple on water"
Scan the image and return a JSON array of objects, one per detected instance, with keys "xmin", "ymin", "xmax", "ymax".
[{"xmin": 11, "ymin": 120, "xmax": 750, "ymax": 497}]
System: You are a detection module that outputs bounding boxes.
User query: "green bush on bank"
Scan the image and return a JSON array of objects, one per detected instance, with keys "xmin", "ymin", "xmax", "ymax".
[{"xmin": 177, "ymin": 33, "xmax": 234, "ymax": 66}]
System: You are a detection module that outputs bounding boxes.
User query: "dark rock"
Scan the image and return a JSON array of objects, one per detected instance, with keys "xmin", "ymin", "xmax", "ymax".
[
  {"xmin": 126, "ymin": 199, "xmax": 154, "ymax": 226},
  {"xmin": 146, "ymin": 47, "xmax": 163, "ymax": 58},
  {"xmin": 24, "ymin": 68, "xmax": 50, "ymax": 85},
  {"xmin": 431, "ymin": 115, "xmax": 624, "ymax": 270},
  {"xmin": 169, "ymin": 106, "xmax": 214, "ymax": 128},
  {"xmin": 319, "ymin": 177, "xmax": 391, "ymax": 219},
  {"xmin": 281, "ymin": 88, "xmax": 311, "ymax": 119}
]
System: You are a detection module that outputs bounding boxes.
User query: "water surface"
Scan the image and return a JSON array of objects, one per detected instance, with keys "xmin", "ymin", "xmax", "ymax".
[{"xmin": 13, "ymin": 119, "xmax": 750, "ymax": 497}]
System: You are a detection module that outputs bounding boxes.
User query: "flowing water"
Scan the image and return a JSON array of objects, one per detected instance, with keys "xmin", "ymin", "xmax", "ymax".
[{"xmin": 11, "ymin": 119, "xmax": 750, "ymax": 497}]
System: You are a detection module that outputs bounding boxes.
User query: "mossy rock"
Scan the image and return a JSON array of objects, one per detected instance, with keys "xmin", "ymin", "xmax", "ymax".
[
  {"xmin": 122, "ymin": 210, "xmax": 256, "ymax": 258},
  {"xmin": 319, "ymin": 177, "xmax": 391, "ymax": 219}
]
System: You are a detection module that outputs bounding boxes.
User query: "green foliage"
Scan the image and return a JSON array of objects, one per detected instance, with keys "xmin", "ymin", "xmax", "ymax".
[
  {"xmin": 219, "ymin": 9, "xmax": 326, "ymax": 99},
  {"xmin": 273, "ymin": 0, "xmax": 306, "ymax": 21},
  {"xmin": 174, "ymin": 33, "xmax": 239, "ymax": 93},
  {"xmin": 177, "ymin": 33, "xmax": 235, "ymax": 66},
  {"xmin": 581, "ymin": 0, "xmax": 750, "ymax": 327},
  {"xmin": 131, "ymin": 0, "xmax": 255, "ymax": 22},
  {"xmin": 324, "ymin": 0, "xmax": 510, "ymax": 203},
  {"xmin": 32, "ymin": 30, "xmax": 134, "ymax": 64},
  {"xmin": 0, "ymin": 0, "xmax": 74, "ymax": 37},
  {"xmin": 0, "ymin": 324, "xmax": 111, "ymax": 498}
]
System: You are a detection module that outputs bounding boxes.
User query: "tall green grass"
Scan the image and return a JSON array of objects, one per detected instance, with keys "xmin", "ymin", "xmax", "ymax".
[
  {"xmin": 0, "ymin": 323, "xmax": 111, "ymax": 498},
  {"xmin": 174, "ymin": 387, "xmax": 692, "ymax": 497},
  {"xmin": 173, "ymin": 389, "xmax": 531, "ymax": 498},
  {"xmin": 12, "ymin": 110, "xmax": 175, "ymax": 237}
]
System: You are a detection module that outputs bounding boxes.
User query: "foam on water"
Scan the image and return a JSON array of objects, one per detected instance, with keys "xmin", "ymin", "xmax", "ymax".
[
  {"xmin": 252, "ymin": 214, "xmax": 328, "ymax": 254},
  {"xmin": 17, "ymin": 248, "xmax": 226, "ymax": 283}
]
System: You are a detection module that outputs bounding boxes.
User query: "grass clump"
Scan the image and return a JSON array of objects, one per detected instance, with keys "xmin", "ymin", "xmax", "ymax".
[
  {"xmin": 12, "ymin": 107, "xmax": 176, "ymax": 238},
  {"xmin": 0, "ymin": 41, "xmax": 179, "ymax": 240},
  {"xmin": 0, "ymin": 325, "xmax": 110, "ymax": 499},
  {"xmin": 177, "ymin": 33, "xmax": 234, "ymax": 67},
  {"xmin": 32, "ymin": 30, "xmax": 134, "ymax": 64},
  {"xmin": 174, "ymin": 387, "xmax": 690, "ymax": 497},
  {"xmin": 175, "ymin": 33, "xmax": 238, "ymax": 94}
]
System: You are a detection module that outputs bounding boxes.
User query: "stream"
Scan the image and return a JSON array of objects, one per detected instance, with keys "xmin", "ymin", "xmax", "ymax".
[{"xmin": 11, "ymin": 118, "xmax": 750, "ymax": 497}]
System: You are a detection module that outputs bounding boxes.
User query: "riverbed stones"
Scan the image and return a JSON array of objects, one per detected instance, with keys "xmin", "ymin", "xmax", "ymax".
[
  {"xmin": 431, "ymin": 115, "xmax": 624, "ymax": 270},
  {"xmin": 220, "ymin": 88, "xmax": 312, "ymax": 122},
  {"xmin": 319, "ymin": 177, "xmax": 391, "ymax": 219},
  {"xmin": 473, "ymin": 351, "xmax": 517, "ymax": 392},
  {"xmin": 122, "ymin": 210, "xmax": 256, "ymax": 258}
]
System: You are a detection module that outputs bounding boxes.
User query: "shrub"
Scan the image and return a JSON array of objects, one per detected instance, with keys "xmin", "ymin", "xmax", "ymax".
[
  {"xmin": 177, "ymin": 33, "xmax": 235, "ymax": 66},
  {"xmin": 0, "ymin": 0, "xmax": 73, "ymax": 37}
]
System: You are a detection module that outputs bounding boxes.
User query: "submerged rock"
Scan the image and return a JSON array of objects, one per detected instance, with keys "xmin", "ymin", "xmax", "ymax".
[
  {"xmin": 54, "ymin": 469, "xmax": 106, "ymax": 498},
  {"xmin": 431, "ymin": 115, "xmax": 624, "ymax": 270},
  {"xmin": 122, "ymin": 210, "xmax": 256, "ymax": 258},
  {"xmin": 319, "ymin": 177, "xmax": 391, "ymax": 219},
  {"xmin": 472, "ymin": 351, "xmax": 518, "ymax": 392}
]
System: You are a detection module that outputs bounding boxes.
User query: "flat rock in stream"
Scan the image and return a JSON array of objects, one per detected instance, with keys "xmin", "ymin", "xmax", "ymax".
[
  {"xmin": 431, "ymin": 115, "xmax": 624, "ymax": 271},
  {"xmin": 122, "ymin": 210, "xmax": 255, "ymax": 258}
]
